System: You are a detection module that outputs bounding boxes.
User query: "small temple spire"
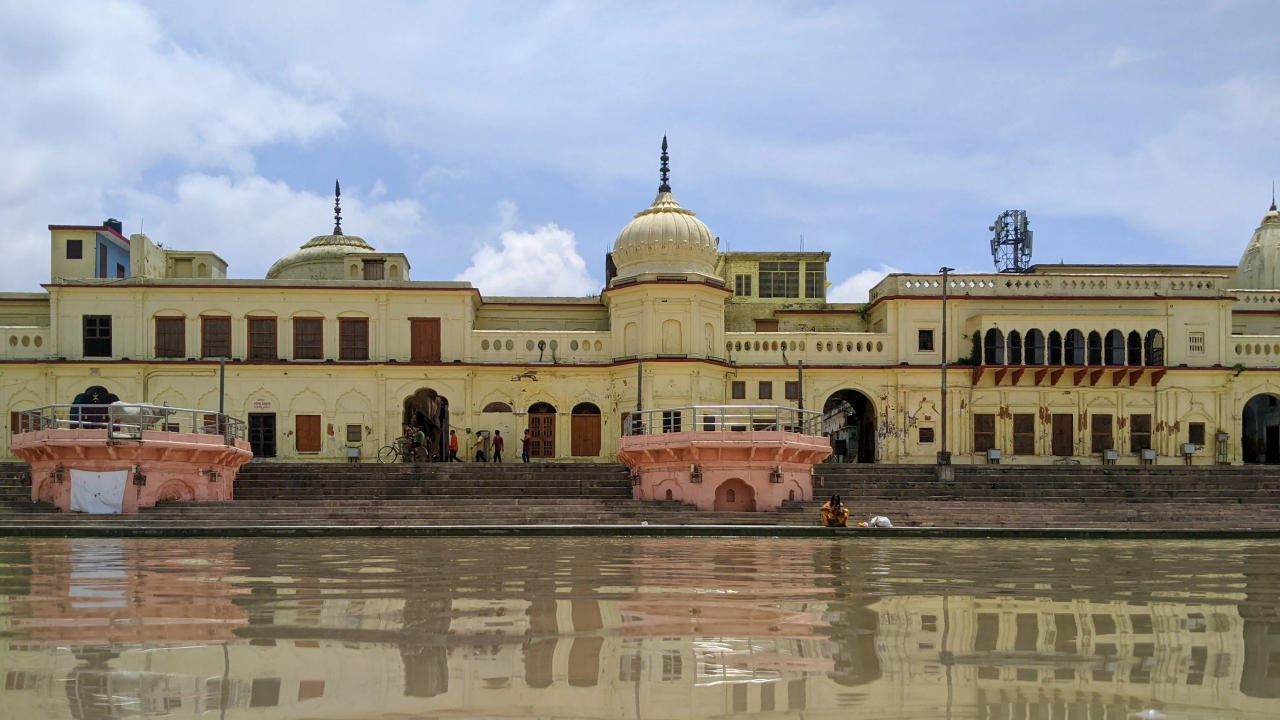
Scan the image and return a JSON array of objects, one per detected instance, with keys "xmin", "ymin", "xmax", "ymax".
[
  {"xmin": 333, "ymin": 180, "xmax": 343, "ymax": 235},
  {"xmin": 658, "ymin": 135, "xmax": 671, "ymax": 193}
]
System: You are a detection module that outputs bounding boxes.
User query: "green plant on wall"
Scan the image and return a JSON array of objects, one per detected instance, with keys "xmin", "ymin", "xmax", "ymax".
[{"xmin": 951, "ymin": 331, "xmax": 981, "ymax": 366}]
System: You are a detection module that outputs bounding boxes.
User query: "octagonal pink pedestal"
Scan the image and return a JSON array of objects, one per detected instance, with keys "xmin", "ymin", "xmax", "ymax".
[
  {"xmin": 11, "ymin": 428, "xmax": 253, "ymax": 513},
  {"xmin": 618, "ymin": 430, "xmax": 833, "ymax": 512}
]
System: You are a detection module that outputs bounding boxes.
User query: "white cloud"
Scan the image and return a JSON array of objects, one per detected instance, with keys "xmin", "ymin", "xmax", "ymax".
[
  {"xmin": 829, "ymin": 264, "xmax": 902, "ymax": 303},
  {"xmin": 0, "ymin": 1, "xmax": 345, "ymax": 290},
  {"xmin": 1106, "ymin": 46, "xmax": 1146, "ymax": 69},
  {"xmin": 455, "ymin": 213, "xmax": 598, "ymax": 297},
  {"xmin": 123, "ymin": 175, "xmax": 423, "ymax": 278}
]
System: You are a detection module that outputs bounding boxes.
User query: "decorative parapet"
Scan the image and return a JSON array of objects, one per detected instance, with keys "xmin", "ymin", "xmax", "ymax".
[
  {"xmin": 1231, "ymin": 335, "xmax": 1280, "ymax": 367},
  {"xmin": 1232, "ymin": 289, "xmax": 1280, "ymax": 312},
  {"xmin": 1, "ymin": 326, "xmax": 52, "ymax": 359},
  {"xmin": 471, "ymin": 330, "xmax": 613, "ymax": 363},
  {"xmin": 725, "ymin": 332, "xmax": 895, "ymax": 365},
  {"xmin": 869, "ymin": 273, "xmax": 1228, "ymax": 303}
]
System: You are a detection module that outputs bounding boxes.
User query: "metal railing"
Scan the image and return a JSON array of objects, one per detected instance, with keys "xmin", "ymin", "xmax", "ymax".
[
  {"xmin": 14, "ymin": 404, "xmax": 246, "ymax": 443},
  {"xmin": 622, "ymin": 405, "xmax": 824, "ymax": 436}
]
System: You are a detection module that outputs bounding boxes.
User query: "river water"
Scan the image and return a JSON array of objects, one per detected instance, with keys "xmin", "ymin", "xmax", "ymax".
[{"xmin": 1, "ymin": 536, "xmax": 1279, "ymax": 719}]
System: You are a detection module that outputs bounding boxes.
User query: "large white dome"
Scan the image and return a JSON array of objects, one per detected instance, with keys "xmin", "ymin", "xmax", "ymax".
[
  {"xmin": 1235, "ymin": 201, "xmax": 1280, "ymax": 290},
  {"xmin": 609, "ymin": 138, "xmax": 718, "ymax": 282}
]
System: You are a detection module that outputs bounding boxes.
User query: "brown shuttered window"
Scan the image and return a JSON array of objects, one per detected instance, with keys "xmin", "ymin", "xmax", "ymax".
[
  {"xmin": 973, "ymin": 413, "xmax": 996, "ymax": 453},
  {"xmin": 155, "ymin": 317, "xmax": 185, "ymax": 358},
  {"xmin": 1013, "ymin": 413, "xmax": 1035, "ymax": 455},
  {"xmin": 731, "ymin": 381, "xmax": 746, "ymax": 399},
  {"xmin": 201, "ymin": 317, "xmax": 231, "ymax": 358},
  {"xmin": 339, "ymin": 318, "xmax": 369, "ymax": 361},
  {"xmin": 248, "ymin": 318, "xmax": 277, "ymax": 360},
  {"xmin": 1091, "ymin": 414, "xmax": 1114, "ymax": 452},
  {"xmin": 758, "ymin": 381, "xmax": 773, "ymax": 400},
  {"xmin": 293, "ymin": 318, "xmax": 323, "ymax": 360}
]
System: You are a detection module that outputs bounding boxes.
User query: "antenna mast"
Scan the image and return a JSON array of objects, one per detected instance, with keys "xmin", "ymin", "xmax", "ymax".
[{"xmin": 989, "ymin": 209, "xmax": 1033, "ymax": 273}]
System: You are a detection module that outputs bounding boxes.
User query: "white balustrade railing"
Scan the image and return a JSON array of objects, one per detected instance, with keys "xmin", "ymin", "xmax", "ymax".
[
  {"xmin": 14, "ymin": 404, "xmax": 246, "ymax": 443},
  {"xmin": 622, "ymin": 405, "xmax": 823, "ymax": 436}
]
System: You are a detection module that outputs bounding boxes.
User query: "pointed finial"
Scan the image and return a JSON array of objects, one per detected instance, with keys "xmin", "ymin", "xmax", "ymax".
[
  {"xmin": 658, "ymin": 135, "xmax": 671, "ymax": 193},
  {"xmin": 1271, "ymin": 181, "xmax": 1277, "ymax": 212},
  {"xmin": 333, "ymin": 179, "xmax": 343, "ymax": 235}
]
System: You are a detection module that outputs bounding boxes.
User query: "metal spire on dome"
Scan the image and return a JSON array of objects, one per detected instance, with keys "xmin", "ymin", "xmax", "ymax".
[
  {"xmin": 658, "ymin": 135, "xmax": 671, "ymax": 193},
  {"xmin": 333, "ymin": 180, "xmax": 343, "ymax": 235},
  {"xmin": 1271, "ymin": 181, "xmax": 1277, "ymax": 212}
]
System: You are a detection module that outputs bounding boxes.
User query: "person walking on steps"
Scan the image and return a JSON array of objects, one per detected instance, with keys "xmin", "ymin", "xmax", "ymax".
[
  {"xmin": 521, "ymin": 429, "xmax": 531, "ymax": 463},
  {"xmin": 448, "ymin": 429, "xmax": 460, "ymax": 462},
  {"xmin": 492, "ymin": 430, "xmax": 504, "ymax": 462},
  {"xmin": 473, "ymin": 430, "xmax": 487, "ymax": 463}
]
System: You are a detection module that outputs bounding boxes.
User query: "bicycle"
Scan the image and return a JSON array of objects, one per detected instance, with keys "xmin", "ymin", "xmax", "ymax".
[{"xmin": 378, "ymin": 437, "xmax": 411, "ymax": 464}]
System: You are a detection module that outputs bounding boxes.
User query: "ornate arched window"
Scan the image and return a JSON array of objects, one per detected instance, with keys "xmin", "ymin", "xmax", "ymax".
[
  {"xmin": 1104, "ymin": 330, "xmax": 1125, "ymax": 365},
  {"xmin": 1144, "ymin": 330, "xmax": 1165, "ymax": 366},
  {"xmin": 1048, "ymin": 331, "xmax": 1063, "ymax": 365},
  {"xmin": 1087, "ymin": 331, "xmax": 1102, "ymax": 365},
  {"xmin": 1064, "ymin": 330, "xmax": 1085, "ymax": 366},
  {"xmin": 1007, "ymin": 331, "xmax": 1023, "ymax": 365},
  {"xmin": 983, "ymin": 329, "xmax": 1005, "ymax": 365},
  {"xmin": 1024, "ymin": 329, "xmax": 1045, "ymax": 365},
  {"xmin": 1127, "ymin": 331, "xmax": 1143, "ymax": 365}
]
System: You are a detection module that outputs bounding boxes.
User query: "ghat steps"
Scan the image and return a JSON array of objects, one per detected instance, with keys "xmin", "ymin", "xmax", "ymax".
[{"xmin": 0, "ymin": 462, "xmax": 1278, "ymax": 530}]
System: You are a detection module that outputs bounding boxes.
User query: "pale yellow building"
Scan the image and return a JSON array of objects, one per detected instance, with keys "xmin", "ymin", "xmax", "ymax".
[{"xmin": 5, "ymin": 152, "xmax": 1280, "ymax": 467}]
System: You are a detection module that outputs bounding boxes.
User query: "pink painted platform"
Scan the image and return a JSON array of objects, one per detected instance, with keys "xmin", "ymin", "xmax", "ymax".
[
  {"xmin": 12, "ymin": 428, "xmax": 252, "ymax": 513},
  {"xmin": 618, "ymin": 429, "xmax": 832, "ymax": 511}
]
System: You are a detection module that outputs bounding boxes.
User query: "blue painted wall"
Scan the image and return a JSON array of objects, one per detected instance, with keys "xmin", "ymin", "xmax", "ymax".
[{"xmin": 95, "ymin": 232, "xmax": 131, "ymax": 278}]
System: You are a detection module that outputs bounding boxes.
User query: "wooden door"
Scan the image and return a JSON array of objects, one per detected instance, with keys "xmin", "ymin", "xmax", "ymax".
[
  {"xmin": 530, "ymin": 413, "xmax": 555, "ymax": 458},
  {"xmin": 295, "ymin": 414, "xmax": 321, "ymax": 453},
  {"xmin": 1051, "ymin": 414, "xmax": 1073, "ymax": 456},
  {"xmin": 248, "ymin": 413, "xmax": 276, "ymax": 458},
  {"xmin": 410, "ymin": 317, "xmax": 441, "ymax": 362},
  {"xmin": 571, "ymin": 413, "xmax": 601, "ymax": 456}
]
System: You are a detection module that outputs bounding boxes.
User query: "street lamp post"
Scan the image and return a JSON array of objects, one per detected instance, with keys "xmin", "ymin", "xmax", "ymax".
[{"xmin": 938, "ymin": 266, "xmax": 955, "ymax": 481}]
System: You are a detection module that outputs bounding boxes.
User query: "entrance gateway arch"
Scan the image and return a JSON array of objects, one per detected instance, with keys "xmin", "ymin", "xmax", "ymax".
[
  {"xmin": 1243, "ymin": 393, "xmax": 1280, "ymax": 464},
  {"xmin": 823, "ymin": 389, "xmax": 876, "ymax": 463},
  {"xmin": 403, "ymin": 388, "xmax": 449, "ymax": 461}
]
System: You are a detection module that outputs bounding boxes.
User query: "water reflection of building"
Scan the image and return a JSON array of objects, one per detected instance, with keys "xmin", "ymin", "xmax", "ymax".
[{"xmin": 3, "ymin": 539, "xmax": 1280, "ymax": 718}]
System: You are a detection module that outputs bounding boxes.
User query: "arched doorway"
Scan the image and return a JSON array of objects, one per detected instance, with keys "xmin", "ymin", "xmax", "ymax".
[
  {"xmin": 570, "ymin": 402, "xmax": 601, "ymax": 457},
  {"xmin": 1243, "ymin": 393, "xmax": 1280, "ymax": 463},
  {"xmin": 713, "ymin": 478, "xmax": 756, "ymax": 512},
  {"xmin": 528, "ymin": 402, "xmax": 557, "ymax": 459},
  {"xmin": 403, "ymin": 388, "xmax": 449, "ymax": 461},
  {"xmin": 823, "ymin": 389, "xmax": 876, "ymax": 463}
]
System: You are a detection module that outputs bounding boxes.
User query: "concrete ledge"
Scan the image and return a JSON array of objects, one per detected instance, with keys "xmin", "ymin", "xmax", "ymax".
[{"xmin": 3, "ymin": 524, "xmax": 1280, "ymax": 539}]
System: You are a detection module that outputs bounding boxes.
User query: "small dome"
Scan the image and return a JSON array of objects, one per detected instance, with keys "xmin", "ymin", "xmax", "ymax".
[
  {"xmin": 609, "ymin": 137, "xmax": 719, "ymax": 282},
  {"xmin": 1234, "ymin": 203, "xmax": 1280, "ymax": 290},
  {"xmin": 611, "ymin": 190, "xmax": 718, "ymax": 279},
  {"xmin": 266, "ymin": 232, "xmax": 377, "ymax": 279}
]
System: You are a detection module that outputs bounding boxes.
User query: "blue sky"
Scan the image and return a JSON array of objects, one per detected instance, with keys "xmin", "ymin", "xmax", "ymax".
[{"xmin": 1, "ymin": 1, "xmax": 1277, "ymax": 299}]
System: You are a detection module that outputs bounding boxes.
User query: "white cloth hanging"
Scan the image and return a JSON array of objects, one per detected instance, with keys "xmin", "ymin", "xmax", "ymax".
[{"xmin": 69, "ymin": 469, "xmax": 127, "ymax": 514}]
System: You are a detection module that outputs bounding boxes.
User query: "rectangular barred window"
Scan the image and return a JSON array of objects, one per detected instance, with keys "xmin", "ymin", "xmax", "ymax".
[
  {"xmin": 82, "ymin": 315, "xmax": 112, "ymax": 357},
  {"xmin": 731, "ymin": 381, "xmax": 746, "ymax": 399},
  {"xmin": 784, "ymin": 381, "xmax": 798, "ymax": 400},
  {"xmin": 247, "ymin": 318, "xmax": 277, "ymax": 360},
  {"xmin": 293, "ymin": 318, "xmax": 323, "ymax": 360},
  {"xmin": 973, "ymin": 413, "xmax": 995, "ymax": 452},
  {"xmin": 661, "ymin": 410, "xmax": 682, "ymax": 433},
  {"xmin": 734, "ymin": 273, "xmax": 752, "ymax": 296},
  {"xmin": 345, "ymin": 424, "xmax": 362, "ymax": 443},
  {"xmin": 1188, "ymin": 331, "xmax": 1205, "ymax": 354},
  {"xmin": 758, "ymin": 261, "xmax": 800, "ymax": 298},
  {"xmin": 1091, "ymin": 414, "xmax": 1114, "ymax": 453},
  {"xmin": 1013, "ymin": 413, "xmax": 1035, "ymax": 455},
  {"xmin": 918, "ymin": 427, "xmax": 935, "ymax": 444},
  {"xmin": 66, "ymin": 239, "xmax": 82, "ymax": 259},
  {"xmin": 804, "ymin": 262, "xmax": 825, "ymax": 299},
  {"xmin": 201, "ymin": 317, "xmax": 231, "ymax": 358},
  {"xmin": 758, "ymin": 381, "xmax": 773, "ymax": 400},
  {"xmin": 918, "ymin": 329, "xmax": 934, "ymax": 352},
  {"xmin": 339, "ymin": 318, "xmax": 369, "ymax": 361},
  {"xmin": 154, "ymin": 317, "xmax": 185, "ymax": 358},
  {"xmin": 1130, "ymin": 414, "xmax": 1152, "ymax": 452}
]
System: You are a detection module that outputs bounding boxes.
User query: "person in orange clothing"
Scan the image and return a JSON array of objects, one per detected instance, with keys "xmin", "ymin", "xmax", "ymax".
[
  {"xmin": 448, "ymin": 429, "xmax": 460, "ymax": 462},
  {"xmin": 821, "ymin": 495, "xmax": 849, "ymax": 527}
]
